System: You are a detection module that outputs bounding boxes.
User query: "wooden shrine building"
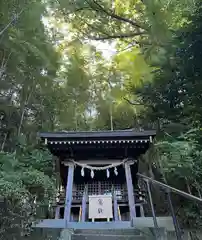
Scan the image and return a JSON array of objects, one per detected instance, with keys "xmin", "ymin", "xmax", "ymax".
[{"xmin": 37, "ymin": 129, "xmax": 156, "ymax": 228}]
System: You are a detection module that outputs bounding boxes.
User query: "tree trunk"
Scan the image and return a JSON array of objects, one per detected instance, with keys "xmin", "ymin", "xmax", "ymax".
[
  {"xmin": 185, "ymin": 178, "xmax": 192, "ymax": 195},
  {"xmin": 0, "ymin": 8, "xmax": 25, "ymax": 36},
  {"xmin": 1, "ymin": 132, "xmax": 8, "ymax": 151},
  {"xmin": 17, "ymin": 87, "xmax": 33, "ymax": 137},
  {"xmin": 194, "ymin": 181, "xmax": 201, "ymax": 198}
]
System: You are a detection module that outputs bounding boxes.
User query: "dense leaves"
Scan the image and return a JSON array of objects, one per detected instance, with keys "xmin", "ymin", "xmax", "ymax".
[
  {"xmin": 136, "ymin": 1, "xmax": 202, "ymax": 228},
  {"xmin": 0, "ymin": 0, "xmax": 59, "ymax": 239},
  {"xmin": 0, "ymin": 149, "xmax": 55, "ymax": 239}
]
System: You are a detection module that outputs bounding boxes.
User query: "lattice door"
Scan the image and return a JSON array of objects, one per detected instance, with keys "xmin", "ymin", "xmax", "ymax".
[{"xmin": 75, "ymin": 181, "xmax": 127, "ymax": 199}]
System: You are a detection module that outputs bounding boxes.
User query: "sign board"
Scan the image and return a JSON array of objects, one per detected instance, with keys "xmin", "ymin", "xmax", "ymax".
[{"xmin": 89, "ymin": 195, "xmax": 113, "ymax": 219}]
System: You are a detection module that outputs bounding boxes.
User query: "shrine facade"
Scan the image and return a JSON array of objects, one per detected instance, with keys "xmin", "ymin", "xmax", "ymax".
[{"xmin": 38, "ymin": 129, "xmax": 156, "ymax": 225}]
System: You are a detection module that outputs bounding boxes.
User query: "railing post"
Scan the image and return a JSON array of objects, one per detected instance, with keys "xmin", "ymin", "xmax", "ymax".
[
  {"xmin": 145, "ymin": 179, "xmax": 160, "ymax": 240},
  {"xmin": 165, "ymin": 189, "xmax": 182, "ymax": 240},
  {"xmin": 64, "ymin": 163, "xmax": 74, "ymax": 225}
]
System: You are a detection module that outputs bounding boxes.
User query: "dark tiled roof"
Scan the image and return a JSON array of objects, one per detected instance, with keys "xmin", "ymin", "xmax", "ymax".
[{"xmin": 38, "ymin": 129, "xmax": 156, "ymax": 139}]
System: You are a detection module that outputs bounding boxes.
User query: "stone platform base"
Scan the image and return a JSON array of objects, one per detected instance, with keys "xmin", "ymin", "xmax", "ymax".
[{"xmin": 34, "ymin": 217, "xmax": 174, "ymax": 231}]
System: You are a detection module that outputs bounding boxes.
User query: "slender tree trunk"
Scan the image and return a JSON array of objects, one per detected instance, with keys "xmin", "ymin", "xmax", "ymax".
[
  {"xmin": 0, "ymin": 51, "xmax": 12, "ymax": 80},
  {"xmin": 110, "ymin": 103, "xmax": 113, "ymax": 131},
  {"xmin": 1, "ymin": 132, "xmax": 8, "ymax": 151},
  {"xmin": 0, "ymin": 8, "xmax": 25, "ymax": 36},
  {"xmin": 74, "ymin": 102, "xmax": 78, "ymax": 131},
  {"xmin": 194, "ymin": 181, "xmax": 202, "ymax": 198},
  {"xmin": 148, "ymin": 165, "xmax": 155, "ymax": 179},
  {"xmin": 17, "ymin": 87, "xmax": 33, "ymax": 137},
  {"xmin": 17, "ymin": 106, "xmax": 26, "ymax": 137},
  {"xmin": 185, "ymin": 178, "xmax": 192, "ymax": 195},
  {"xmin": 133, "ymin": 106, "xmax": 140, "ymax": 129}
]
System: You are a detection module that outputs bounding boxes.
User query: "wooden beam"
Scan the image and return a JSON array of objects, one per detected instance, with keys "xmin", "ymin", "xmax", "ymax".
[
  {"xmin": 62, "ymin": 160, "xmax": 123, "ymax": 166},
  {"xmin": 124, "ymin": 162, "xmax": 136, "ymax": 219},
  {"xmin": 113, "ymin": 188, "xmax": 119, "ymax": 221},
  {"xmin": 81, "ymin": 185, "xmax": 88, "ymax": 222},
  {"xmin": 79, "ymin": 206, "xmax": 82, "ymax": 222},
  {"xmin": 53, "ymin": 156, "xmax": 61, "ymax": 189},
  {"xmin": 64, "ymin": 163, "xmax": 74, "ymax": 223}
]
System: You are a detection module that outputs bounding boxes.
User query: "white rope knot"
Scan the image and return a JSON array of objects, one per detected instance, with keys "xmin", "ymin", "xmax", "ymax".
[{"xmin": 70, "ymin": 158, "xmax": 136, "ymax": 178}]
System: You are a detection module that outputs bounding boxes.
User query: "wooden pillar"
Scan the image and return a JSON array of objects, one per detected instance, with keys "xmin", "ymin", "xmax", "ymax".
[
  {"xmin": 81, "ymin": 185, "xmax": 88, "ymax": 222},
  {"xmin": 64, "ymin": 163, "xmax": 74, "ymax": 222},
  {"xmin": 113, "ymin": 188, "xmax": 119, "ymax": 221},
  {"xmin": 124, "ymin": 161, "xmax": 136, "ymax": 220}
]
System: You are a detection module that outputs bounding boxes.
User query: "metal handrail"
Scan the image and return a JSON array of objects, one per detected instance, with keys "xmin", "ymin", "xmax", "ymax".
[
  {"xmin": 137, "ymin": 173, "xmax": 202, "ymax": 203},
  {"xmin": 137, "ymin": 173, "xmax": 202, "ymax": 240}
]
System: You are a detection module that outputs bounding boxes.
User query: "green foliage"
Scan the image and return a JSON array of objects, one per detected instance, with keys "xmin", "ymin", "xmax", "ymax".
[
  {"xmin": 0, "ymin": 0, "xmax": 59, "ymax": 238},
  {"xmin": 155, "ymin": 128, "xmax": 202, "ymax": 227},
  {"xmin": 114, "ymin": 47, "xmax": 155, "ymax": 87},
  {"xmin": 0, "ymin": 152, "xmax": 55, "ymax": 202},
  {"xmin": 157, "ymin": 131, "xmax": 201, "ymax": 183},
  {"xmin": 0, "ymin": 148, "xmax": 56, "ymax": 239}
]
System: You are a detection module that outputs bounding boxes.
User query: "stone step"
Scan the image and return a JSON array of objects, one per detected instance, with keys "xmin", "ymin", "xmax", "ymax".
[
  {"xmin": 60, "ymin": 229, "xmax": 159, "ymax": 240},
  {"xmin": 72, "ymin": 233, "xmax": 146, "ymax": 240},
  {"xmin": 74, "ymin": 229, "xmax": 141, "ymax": 236},
  {"xmin": 71, "ymin": 228, "xmax": 148, "ymax": 240}
]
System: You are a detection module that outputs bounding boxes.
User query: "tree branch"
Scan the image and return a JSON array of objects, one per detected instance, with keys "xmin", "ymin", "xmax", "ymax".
[
  {"xmin": 89, "ymin": 31, "xmax": 146, "ymax": 40},
  {"xmin": 124, "ymin": 97, "xmax": 155, "ymax": 110},
  {"xmin": 124, "ymin": 97, "xmax": 143, "ymax": 106},
  {"xmin": 74, "ymin": 7, "xmax": 91, "ymax": 13},
  {"xmin": 80, "ymin": 17, "xmax": 115, "ymax": 39},
  {"xmin": 86, "ymin": 0, "xmax": 147, "ymax": 30}
]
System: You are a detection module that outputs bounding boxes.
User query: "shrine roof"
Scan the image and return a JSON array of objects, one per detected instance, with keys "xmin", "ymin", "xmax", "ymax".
[
  {"xmin": 38, "ymin": 129, "xmax": 156, "ymax": 140},
  {"xmin": 38, "ymin": 129, "xmax": 156, "ymax": 159}
]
